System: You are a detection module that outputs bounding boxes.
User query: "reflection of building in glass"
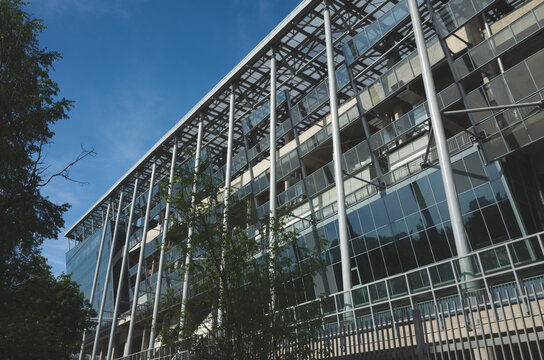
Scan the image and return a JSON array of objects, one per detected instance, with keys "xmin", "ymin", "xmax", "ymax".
[{"xmin": 67, "ymin": 0, "xmax": 544, "ymax": 358}]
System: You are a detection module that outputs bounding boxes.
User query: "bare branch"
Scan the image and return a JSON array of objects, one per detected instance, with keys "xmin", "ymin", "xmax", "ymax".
[{"xmin": 38, "ymin": 146, "xmax": 96, "ymax": 188}]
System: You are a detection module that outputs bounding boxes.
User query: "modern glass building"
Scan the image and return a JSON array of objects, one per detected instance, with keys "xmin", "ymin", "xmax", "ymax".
[{"xmin": 66, "ymin": 0, "xmax": 544, "ymax": 358}]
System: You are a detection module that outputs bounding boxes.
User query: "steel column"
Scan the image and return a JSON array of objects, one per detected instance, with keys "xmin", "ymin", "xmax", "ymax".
[
  {"xmin": 269, "ymin": 49, "xmax": 277, "ymax": 238},
  {"xmin": 179, "ymin": 119, "xmax": 204, "ymax": 331},
  {"xmin": 106, "ymin": 179, "xmax": 139, "ymax": 360},
  {"xmin": 407, "ymin": 0, "xmax": 471, "ymax": 266},
  {"xmin": 323, "ymin": 0, "xmax": 352, "ymax": 312},
  {"xmin": 125, "ymin": 162, "xmax": 157, "ymax": 356},
  {"xmin": 79, "ymin": 202, "xmax": 111, "ymax": 360},
  {"xmin": 218, "ymin": 85, "xmax": 235, "ymax": 325},
  {"xmin": 149, "ymin": 141, "xmax": 178, "ymax": 347},
  {"xmin": 91, "ymin": 193, "xmax": 125, "ymax": 359}
]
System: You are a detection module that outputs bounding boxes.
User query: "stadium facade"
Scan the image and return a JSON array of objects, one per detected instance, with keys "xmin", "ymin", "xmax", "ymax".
[{"xmin": 66, "ymin": 0, "xmax": 544, "ymax": 358}]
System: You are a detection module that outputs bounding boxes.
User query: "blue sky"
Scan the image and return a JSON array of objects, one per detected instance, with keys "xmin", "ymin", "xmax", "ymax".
[{"xmin": 28, "ymin": 0, "xmax": 299, "ymax": 276}]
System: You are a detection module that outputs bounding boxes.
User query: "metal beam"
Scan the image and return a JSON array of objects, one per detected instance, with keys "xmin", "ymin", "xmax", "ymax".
[
  {"xmin": 407, "ymin": 0, "xmax": 471, "ymax": 270},
  {"xmin": 79, "ymin": 202, "xmax": 111, "ymax": 360},
  {"xmin": 269, "ymin": 48, "xmax": 278, "ymax": 246},
  {"xmin": 179, "ymin": 119, "xmax": 204, "ymax": 332},
  {"xmin": 323, "ymin": 0, "xmax": 353, "ymax": 315},
  {"xmin": 91, "ymin": 193, "xmax": 124, "ymax": 359},
  {"xmin": 106, "ymin": 179, "xmax": 139, "ymax": 360},
  {"xmin": 443, "ymin": 100, "xmax": 544, "ymax": 115},
  {"xmin": 149, "ymin": 140, "xmax": 178, "ymax": 347},
  {"xmin": 125, "ymin": 162, "xmax": 157, "ymax": 356}
]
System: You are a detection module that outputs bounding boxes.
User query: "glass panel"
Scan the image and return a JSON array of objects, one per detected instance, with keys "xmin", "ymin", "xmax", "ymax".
[
  {"xmin": 453, "ymin": 54, "xmax": 474, "ymax": 78},
  {"xmin": 407, "ymin": 270, "xmax": 430, "ymax": 292},
  {"xmin": 485, "ymin": 76, "xmax": 513, "ymax": 106},
  {"xmin": 491, "ymin": 27, "xmax": 515, "ymax": 54},
  {"xmin": 397, "ymin": 236, "xmax": 417, "ymax": 271},
  {"xmin": 395, "ymin": 57, "xmax": 415, "ymax": 86},
  {"xmin": 526, "ymin": 49, "xmax": 544, "ymax": 89},
  {"xmin": 369, "ymin": 281, "xmax": 388, "ymax": 302},
  {"xmin": 449, "ymin": 0, "xmax": 476, "ymax": 25},
  {"xmin": 354, "ymin": 30, "xmax": 370, "ymax": 55},
  {"xmin": 466, "ymin": 88, "xmax": 491, "ymax": 123},
  {"xmin": 480, "ymin": 247, "xmax": 511, "ymax": 274},
  {"xmin": 382, "ymin": 70, "xmax": 399, "ymax": 96},
  {"xmin": 463, "ymin": 209, "xmax": 491, "ymax": 250},
  {"xmin": 505, "ymin": 62, "xmax": 537, "ymax": 101},
  {"xmin": 511, "ymin": 12, "xmax": 539, "ymax": 42},
  {"xmin": 352, "ymin": 287, "xmax": 370, "ymax": 307},
  {"xmin": 470, "ymin": 40, "xmax": 494, "ymax": 68},
  {"xmin": 503, "ymin": 122, "xmax": 530, "ymax": 151},
  {"xmin": 388, "ymin": 275, "xmax": 408, "ymax": 297},
  {"xmin": 427, "ymin": 38, "xmax": 444, "ymax": 65},
  {"xmin": 368, "ymin": 81, "xmax": 386, "ymax": 105},
  {"xmin": 365, "ymin": 21, "xmax": 382, "ymax": 45},
  {"xmin": 482, "ymin": 204, "xmax": 509, "ymax": 244},
  {"xmin": 429, "ymin": 262, "xmax": 455, "ymax": 286}
]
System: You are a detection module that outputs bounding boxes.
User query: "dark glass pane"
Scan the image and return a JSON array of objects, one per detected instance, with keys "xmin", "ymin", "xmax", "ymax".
[
  {"xmin": 388, "ymin": 276, "xmax": 408, "ymax": 297},
  {"xmin": 358, "ymin": 205, "xmax": 375, "ymax": 233},
  {"xmin": 392, "ymin": 218, "xmax": 408, "ymax": 240},
  {"xmin": 413, "ymin": 177, "xmax": 435, "ymax": 209},
  {"xmin": 397, "ymin": 185, "xmax": 419, "ymax": 215},
  {"xmin": 369, "ymin": 281, "xmax": 388, "ymax": 302},
  {"xmin": 428, "ymin": 171, "xmax": 446, "ymax": 202},
  {"xmin": 352, "ymin": 237, "xmax": 366, "ymax": 255},
  {"xmin": 458, "ymin": 189, "xmax": 478, "ymax": 214},
  {"xmin": 324, "ymin": 221, "xmax": 339, "ymax": 248},
  {"xmin": 333, "ymin": 263, "xmax": 344, "ymax": 291},
  {"xmin": 442, "ymin": 221, "xmax": 456, "ymax": 256},
  {"xmin": 474, "ymin": 183, "xmax": 495, "ymax": 208},
  {"xmin": 411, "ymin": 231, "xmax": 434, "ymax": 266},
  {"xmin": 364, "ymin": 231, "xmax": 380, "ymax": 251},
  {"xmin": 437, "ymin": 201, "xmax": 450, "ymax": 222},
  {"xmin": 499, "ymin": 200, "xmax": 522, "ymax": 239},
  {"xmin": 482, "ymin": 204, "xmax": 509, "ymax": 244},
  {"xmin": 397, "ymin": 236, "xmax": 417, "ymax": 271},
  {"xmin": 405, "ymin": 212, "xmax": 424, "ymax": 234},
  {"xmin": 329, "ymin": 246, "xmax": 341, "ymax": 264},
  {"xmin": 463, "ymin": 210, "xmax": 491, "ymax": 250},
  {"xmin": 384, "ymin": 192, "xmax": 403, "ymax": 221},
  {"xmin": 371, "ymin": 198, "xmax": 389, "ymax": 228},
  {"xmin": 426, "ymin": 226, "xmax": 452, "ymax": 261},
  {"xmin": 485, "ymin": 163, "xmax": 501, "ymax": 181},
  {"xmin": 356, "ymin": 254, "xmax": 374, "ymax": 284},
  {"xmin": 452, "ymin": 159, "xmax": 472, "ymax": 194},
  {"xmin": 407, "ymin": 270, "xmax": 430, "ymax": 292},
  {"xmin": 463, "ymin": 152, "xmax": 488, "ymax": 188},
  {"xmin": 382, "ymin": 243, "xmax": 402, "ymax": 276},
  {"xmin": 347, "ymin": 211, "xmax": 363, "ymax": 239},
  {"xmin": 377, "ymin": 225, "xmax": 394, "ymax": 246},
  {"xmin": 368, "ymin": 248, "xmax": 388, "ymax": 280},
  {"xmin": 490, "ymin": 179, "xmax": 508, "ymax": 201},
  {"xmin": 421, "ymin": 205, "xmax": 441, "ymax": 228}
]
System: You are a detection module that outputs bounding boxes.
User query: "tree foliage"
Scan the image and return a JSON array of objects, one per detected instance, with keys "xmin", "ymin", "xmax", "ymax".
[
  {"xmin": 157, "ymin": 155, "xmax": 330, "ymax": 359},
  {"xmin": 0, "ymin": 1, "xmax": 94, "ymax": 358}
]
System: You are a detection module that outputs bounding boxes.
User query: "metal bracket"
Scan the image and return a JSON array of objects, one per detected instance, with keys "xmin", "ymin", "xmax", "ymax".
[{"xmin": 442, "ymin": 100, "xmax": 544, "ymax": 116}]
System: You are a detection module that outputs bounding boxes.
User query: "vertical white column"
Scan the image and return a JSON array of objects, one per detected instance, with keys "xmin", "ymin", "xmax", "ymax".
[
  {"xmin": 407, "ymin": 0, "xmax": 470, "ymax": 264},
  {"xmin": 91, "ymin": 192, "xmax": 125, "ymax": 359},
  {"xmin": 79, "ymin": 203, "xmax": 111, "ymax": 360},
  {"xmin": 125, "ymin": 162, "xmax": 157, "ymax": 356},
  {"xmin": 106, "ymin": 179, "xmax": 139, "ymax": 360},
  {"xmin": 179, "ymin": 119, "xmax": 204, "ymax": 331},
  {"xmin": 323, "ymin": 0, "xmax": 353, "ymax": 312},
  {"xmin": 149, "ymin": 141, "xmax": 178, "ymax": 347},
  {"xmin": 269, "ymin": 49, "xmax": 277, "ymax": 242},
  {"xmin": 218, "ymin": 86, "xmax": 235, "ymax": 325}
]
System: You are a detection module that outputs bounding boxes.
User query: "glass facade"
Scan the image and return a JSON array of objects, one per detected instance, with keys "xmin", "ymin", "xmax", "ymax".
[{"xmin": 65, "ymin": 0, "xmax": 544, "ymax": 357}]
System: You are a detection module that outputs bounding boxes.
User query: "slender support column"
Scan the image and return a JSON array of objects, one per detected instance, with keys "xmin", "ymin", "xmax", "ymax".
[
  {"xmin": 218, "ymin": 85, "xmax": 235, "ymax": 325},
  {"xmin": 106, "ymin": 180, "xmax": 139, "ymax": 360},
  {"xmin": 149, "ymin": 140, "xmax": 178, "ymax": 347},
  {"xmin": 323, "ymin": 0, "xmax": 352, "ymax": 313},
  {"xmin": 407, "ymin": 0, "xmax": 471, "ymax": 266},
  {"xmin": 179, "ymin": 119, "xmax": 204, "ymax": 331},
  {"xmin": 269, "ymin": 49, "xmax": 277, "ymax": 236},
  {"xmin": 91, "ymin": 192, "xmax": 125, "ymax": 359},
  {"xmin": 125, "ymin": 162, "xmax": 157, "ymax": 356},
  {"xmin": 79, "ymin": 203, "xmax": 111, "ymax": 360}
]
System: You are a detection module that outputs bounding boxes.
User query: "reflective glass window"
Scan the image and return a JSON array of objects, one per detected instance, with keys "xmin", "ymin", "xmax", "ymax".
[
  {"xmin": 504, "ymin": 62, "xmax": 537, "ymax": 101},
  {"xmin": 474, "ymin": 183, "xmax": 495, "ymax": 208},
  {"xmin": 324, "ymin": 221, "xmax": 339, "ymax": 248},
  {"xmin": 498, "ymin": 200, "xmax": 522, "ymax": 239},
  {"xmin": 382, "ymin": 243, "xmax": 402, "ymax": 276},
  {"xmin": 482, "ymin": 204, "xmax": 509, "ymax": 244},
  {"xmin": 405, "ymin": 212, "xmax": 424, "ymax": 234},
  {"xmin": 397, "ymin": 236, "xmax": 417, "ymax": 271},
  {"xmin": 384, "ymin": 192, "xmax": 403, "ymax": 221},
  {"xmin": 397, "ymin": 185, "xmax": 419, "ymax": 215},
  {"xmin": 452, "ymin": 159, "xmax": 472, "ymax": 194},
  {"xmin": 371, "ymin": 198, "xmax": 389, "ymax": 228},
  {"xmin": 421, "ymin": 205, "xmax": 441, "ymax": 228},
  {"xmin": 463, "ymin": 210, "xmax": 491, "ymax": 250},
  {"xmin": 347, "ymin": 211, "xmax": 362, "ymax": 239},
  {"xmin": 428, "ymin": 171, "xmax": 446, "ymax": 202},
  {"xmin": 407, "ymin": 270, "xmax": 430, "ymax": 292},
  {"xmin": 426, "ymin": 225, "xmax": 452, "ymax": 261},
  {"xmin": 364, "ymin": 231, "xmax": 380, "ymax": 251},
  {"xmin": 377, "ymin": 225, "xmax": 394, "ymax": 246},
  {"xmin": 368, "ymin": 248, "xmax": 388, "ymax": 280},
  {"xmin": 356, "ymin": 254, "xmax": 374, "ymax": 284},
  {"xmin": 413, "ymin": 177, "xmax": 435, "ymax": 209},
  {"xmin": 458, "ymin": 189, "xmax": 478, "ymax": 214},
  {"xmin": 358, "ymin": 205, "xmax": 375, "ymax": 233},
  {"xmin": 411, "ymin": 230, "xmax": 434, "ymax": 266}
]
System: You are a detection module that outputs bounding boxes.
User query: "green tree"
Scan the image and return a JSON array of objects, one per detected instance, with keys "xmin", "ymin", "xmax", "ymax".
[
  {"xmin": 0, "ymin": 1, "xmax": 94, "ymax": 358},
  {"xmin": 156, "ymin": 156, "xmax": 330, "ymax": 359}
]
